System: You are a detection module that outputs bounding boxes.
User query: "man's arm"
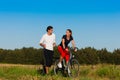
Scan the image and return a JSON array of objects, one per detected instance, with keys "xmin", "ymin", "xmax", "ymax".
[
  {"xmin": 40, "ymin": 43, "xmax": 46, "ymax": 48},
  {"xmin": 53, "ymin": 34, "xmax": 56, "ymax": 47},
  {"xmin": 39, "ymin": 35, "xmax": 46, "ymax": 48},
  {"xmin": 53, "ymin": 43, "xmax": 56, "ymax": 47}
]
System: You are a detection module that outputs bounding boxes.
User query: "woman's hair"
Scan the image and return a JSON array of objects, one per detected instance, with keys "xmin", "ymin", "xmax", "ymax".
[{"xmin": 67, "ymin": 29, "xmax": 72, "ymax": 36}]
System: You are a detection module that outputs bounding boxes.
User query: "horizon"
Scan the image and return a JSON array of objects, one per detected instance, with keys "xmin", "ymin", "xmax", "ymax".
[
  {"xmin": 0, "ymin": 0, "xmax": 120, "ymax": 52},
  {"xmin": 0, "ymin": 46, "xmax": 119, "ymax": 53}
]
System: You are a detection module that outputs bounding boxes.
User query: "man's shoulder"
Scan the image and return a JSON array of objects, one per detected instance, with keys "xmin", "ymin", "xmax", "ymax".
[
  {"xmin": 52, "ymin": 33, "xmax": 55, "ymax": 36},
  {"xmin": 43, "ymin": 33, "xmax": 55, "ymax": 37},
  {"xmin": 43, "ymin": 33, "xmax": 47, "ymax": 36},
  {"xmin": 40, "ymin": 34, "xmax": 47, "ymax": 39}
]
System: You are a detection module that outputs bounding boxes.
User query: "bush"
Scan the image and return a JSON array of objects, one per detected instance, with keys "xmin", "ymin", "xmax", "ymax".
[
  {"xmin": 0, "ymin": 47, "xmax": 120, "ymax": 65},
  {"xmin": 96, "ymin": 67, "xmax": 109, "ymax": 77},
  {"xmin": 96, "ymin": 65, "xmax": 120, "ymax": 79}
]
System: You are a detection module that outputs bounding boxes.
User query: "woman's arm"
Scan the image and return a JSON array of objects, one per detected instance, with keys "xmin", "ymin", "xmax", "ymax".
[
  {"xmin": 72, "ymin": 40, "xmax": 78, "ymax": 52},
  {"xmin": 62, "ymin": 39, "xmax": 65, "ymax": 49},
  {"xmin": 71, "ymin": 40, "xmax": 76, "ymax": 48}
]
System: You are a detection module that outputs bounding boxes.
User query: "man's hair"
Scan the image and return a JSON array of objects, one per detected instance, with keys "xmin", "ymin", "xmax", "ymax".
[{"xmin": 46, "ymin": 26, "xmax": 53, "ymax": 32}]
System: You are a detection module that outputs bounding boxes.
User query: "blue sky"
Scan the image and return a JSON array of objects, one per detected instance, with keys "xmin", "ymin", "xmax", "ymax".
[{"xmin": 0, "ymin": 0, "xmax": 120, "ymax": 51}]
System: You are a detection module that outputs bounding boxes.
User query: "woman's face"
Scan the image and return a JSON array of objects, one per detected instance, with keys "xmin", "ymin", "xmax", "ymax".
[{"xmin": 66, "ymin": 30, "xmax": 71, "ymax": 37}]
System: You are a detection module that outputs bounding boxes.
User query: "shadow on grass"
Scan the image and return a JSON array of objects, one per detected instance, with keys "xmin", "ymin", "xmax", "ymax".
[{"xmin": 37, "ymin": 66, "xmax": 46, "ymax": 76}]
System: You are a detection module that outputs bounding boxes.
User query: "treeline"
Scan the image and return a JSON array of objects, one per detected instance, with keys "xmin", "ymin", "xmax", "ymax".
[{"xmin": 0, "ymin": 47, "xmax": 120, "ymax": 65}]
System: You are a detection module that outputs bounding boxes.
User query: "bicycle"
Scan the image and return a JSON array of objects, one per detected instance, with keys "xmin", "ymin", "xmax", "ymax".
[{"xmin": 54, "ymin": 47, "xmax": 79, "ymax": 77}]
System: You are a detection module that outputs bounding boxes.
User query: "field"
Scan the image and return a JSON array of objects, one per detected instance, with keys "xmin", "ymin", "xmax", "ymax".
[{"xmin": 0, "ymin": 64, "xmax": 120, "ymax": 80}]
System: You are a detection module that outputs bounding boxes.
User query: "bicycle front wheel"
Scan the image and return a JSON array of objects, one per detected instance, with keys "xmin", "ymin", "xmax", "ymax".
[{"xmin": 68, "ymin": 59, "xmax": 79, "ymax": 77}]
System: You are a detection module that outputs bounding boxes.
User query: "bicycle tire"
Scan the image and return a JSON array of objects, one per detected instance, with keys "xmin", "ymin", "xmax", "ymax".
[
  {"xmin": 68, "ymin": 59, "xmax": 80, "ymax": 77},
  {"xmin": 53, "ymin": 59, "xmax": 59, "ymax": 75}
]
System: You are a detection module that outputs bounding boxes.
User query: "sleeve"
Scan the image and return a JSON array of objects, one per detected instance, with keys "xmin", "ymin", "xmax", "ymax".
[
  {"xmin": 39, "ymin": 35, "xmax": 45, "ymax": 44},
  {"xmin": 62, "ymin": 35, "xmax": 66, "ymax": 39}
]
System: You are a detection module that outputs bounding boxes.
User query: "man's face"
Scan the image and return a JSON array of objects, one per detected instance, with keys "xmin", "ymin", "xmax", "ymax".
[{"xmin": 48, "ymin": 29, "xmax": 53, "ymax": 34}]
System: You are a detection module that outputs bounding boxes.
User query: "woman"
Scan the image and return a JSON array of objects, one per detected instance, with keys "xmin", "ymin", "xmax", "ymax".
[{"xmin": 57, "ymin": 29, "xmax": 76, "ymax": 68}]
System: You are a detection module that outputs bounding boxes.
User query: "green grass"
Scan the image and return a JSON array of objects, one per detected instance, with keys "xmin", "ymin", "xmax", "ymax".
[
  {"xmin": 0, "ymin": 66, "xmax": 38, "ymax": 80},
  {"xmin": 0, "ymin": 64, "xmax": 120, "ymax": 80},
  {"xmin": 96, "ymin": 65, "xmax": 120, "ymax": 80}
]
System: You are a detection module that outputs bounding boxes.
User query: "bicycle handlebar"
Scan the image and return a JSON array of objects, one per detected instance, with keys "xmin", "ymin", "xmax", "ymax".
[{"xmin": 69, "ymin": 47, "xmax": 78, "ymax": 52}]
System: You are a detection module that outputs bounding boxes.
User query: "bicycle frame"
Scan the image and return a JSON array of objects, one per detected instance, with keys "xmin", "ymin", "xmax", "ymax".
[
  {"xmin": 54, "ymin": 47, "xmax": 79, "ymax": 77},
  {"xmin": 62, "ymin": 48, "xmax": 75, "ymax": 68}
]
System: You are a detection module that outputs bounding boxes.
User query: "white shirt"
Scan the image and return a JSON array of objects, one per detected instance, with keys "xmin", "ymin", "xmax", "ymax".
[{"xmin": 40, "ymin": 33, "xmax": 56, "ymax": 51}]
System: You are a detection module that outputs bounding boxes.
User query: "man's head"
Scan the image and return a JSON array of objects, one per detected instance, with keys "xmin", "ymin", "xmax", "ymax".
[{"xmin": 46, "ymin": 26, "xmax": 53, "ymax": 35}]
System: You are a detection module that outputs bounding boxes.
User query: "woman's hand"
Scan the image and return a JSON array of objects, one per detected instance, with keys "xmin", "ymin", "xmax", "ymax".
[
  {"xmin": 74, "ymin": 47, "xmax": 78, "ymax": 52},
  {"xmin": 65, "ymin": 48, "xmax": 69, "ymax": 52}
]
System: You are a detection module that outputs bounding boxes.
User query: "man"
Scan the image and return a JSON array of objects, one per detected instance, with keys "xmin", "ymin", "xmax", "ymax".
[{"xmin": 39, "ymin": 26, "xmax": 56, "ymax": 74}]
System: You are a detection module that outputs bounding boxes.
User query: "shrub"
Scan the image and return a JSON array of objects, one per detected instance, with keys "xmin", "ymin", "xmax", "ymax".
[{"xmin": 96, "ymin": 67, "xmax": 109, "ymax": 77}]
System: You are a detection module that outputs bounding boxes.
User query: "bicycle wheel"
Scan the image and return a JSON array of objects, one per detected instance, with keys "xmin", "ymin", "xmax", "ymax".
[
  {"xmin": 68, "ymin": 59, "xmax": 79, "ymax": 77},
  {"xmin": 54, "ymin": 59, "xmax": 59, "ymax": 75}
]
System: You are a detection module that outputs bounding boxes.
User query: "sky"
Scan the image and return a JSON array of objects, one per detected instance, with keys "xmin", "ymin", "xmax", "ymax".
[{"xmin": 0, "ymin": 0, "xmax": 120, "ymax": 51}]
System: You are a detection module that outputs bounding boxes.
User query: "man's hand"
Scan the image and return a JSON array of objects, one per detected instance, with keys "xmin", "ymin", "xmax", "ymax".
[
  {"xmin": 43, "ymin": 44, "xmax": 46, "ymax": 48},
  {"xmin": 53, "ymin": 43, "xmax": 56, "ymax": 47},
  {"xmin": 40, "ymin": 43, "xmax": 46, "ymax": 48}
]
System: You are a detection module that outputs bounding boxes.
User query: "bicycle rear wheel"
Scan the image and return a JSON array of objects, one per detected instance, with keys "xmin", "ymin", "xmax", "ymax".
[
  {"xmin": 54, "ymin": 59, "xmax": 59, "ymax": 75},
  {"xmin": 54, "ymin": 59, "xmax": 65, "ymax": 75},
  {"xmin": 68, "ymin": 59, "xmax": 79, "ymax": 77}
]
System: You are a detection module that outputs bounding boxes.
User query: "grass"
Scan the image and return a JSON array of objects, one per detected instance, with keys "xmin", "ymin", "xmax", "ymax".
[{"xmin": 0, "ymin": 64, "xmax": 120, "ymax": 80}]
